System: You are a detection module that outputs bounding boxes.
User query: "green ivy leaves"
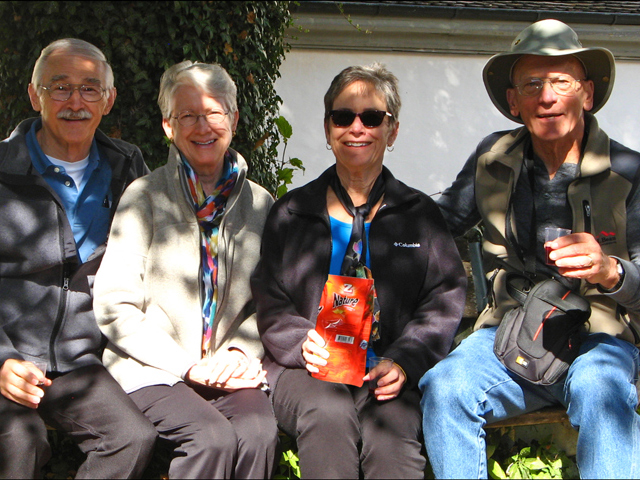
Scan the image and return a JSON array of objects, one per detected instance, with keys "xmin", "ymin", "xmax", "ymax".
[{"xmin": 0, "ymin": 1, "xmax": 293, "ymax": 195}]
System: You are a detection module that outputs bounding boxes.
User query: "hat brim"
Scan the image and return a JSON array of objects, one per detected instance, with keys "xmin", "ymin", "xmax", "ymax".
[{"xmin": 483, "ymin": 48, "xmax": 615, "ymax": 124}]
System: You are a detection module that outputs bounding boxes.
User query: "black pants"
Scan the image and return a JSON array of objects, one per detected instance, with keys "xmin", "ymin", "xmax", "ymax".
[
  {"xmin": 129, "ymin": 382, "xmax": 279, "ymax": 479},
  {"xmin": 0, "ymin": 364, "xmax": 157, "ymax": 479},
  {"xmin": 273, "ymin": 368, "xmax": 426, "ymax": 479}
]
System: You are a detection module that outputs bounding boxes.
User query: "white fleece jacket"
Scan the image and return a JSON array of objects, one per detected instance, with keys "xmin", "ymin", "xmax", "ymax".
[{"xmin": 94, "ymin": 144, "xmax": 274, "ymax": 393}]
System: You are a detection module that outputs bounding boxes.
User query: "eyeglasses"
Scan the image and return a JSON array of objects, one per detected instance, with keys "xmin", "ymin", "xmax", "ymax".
[
  {"xmin": 329, "ymin": 109, "xmax": 392, "ymax": 128},
  {"xmin": 172, "ymin": 110, "xmax": 229, "ymax": 127},
  {"xmin": 513, "ymin": 75, "xmax": 586, "ymax": 97},
  {"xmin": 40, "ymin": 83, "xmax": 106, "ymax": 102}
]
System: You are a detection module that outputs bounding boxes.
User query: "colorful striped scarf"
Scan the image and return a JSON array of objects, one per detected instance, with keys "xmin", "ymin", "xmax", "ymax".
[{"xmin": 181, "ymin": 152, "xmax": 238, "ymax": 357}]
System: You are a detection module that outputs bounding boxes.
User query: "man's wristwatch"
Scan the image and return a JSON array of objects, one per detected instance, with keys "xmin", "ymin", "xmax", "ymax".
[
  {"xmin": 603, "ymin": 260, "xmax": 625, "ymax": 292},
  {"xmin": 598, "ymin": 259, "xmax": 624, "ymax": 293}
]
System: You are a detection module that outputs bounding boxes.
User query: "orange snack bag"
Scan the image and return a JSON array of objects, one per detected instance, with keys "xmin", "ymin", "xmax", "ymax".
[{"xmin": 312, "ymin": 274, "xmax": 374, "ymax": 387}]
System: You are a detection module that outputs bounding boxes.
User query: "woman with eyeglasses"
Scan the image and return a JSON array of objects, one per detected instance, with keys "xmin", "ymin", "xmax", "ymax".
[
  {"xmin": 252, "ymin": 63, "xmax": 467, "ymax": 478},
  {"xmin": 93, "ymin": 61, "xmax": 278, "ymax": 479}
]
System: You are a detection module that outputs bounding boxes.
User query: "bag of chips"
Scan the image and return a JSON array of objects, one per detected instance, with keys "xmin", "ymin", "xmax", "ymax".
[{"xmin": 312, "ymin": 274, "xmax": 375, "ymax": 387}]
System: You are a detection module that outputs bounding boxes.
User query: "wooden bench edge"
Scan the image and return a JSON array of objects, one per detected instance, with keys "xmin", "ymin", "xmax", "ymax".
[{"xmin": 486, "ymin": 406, "xmax": 568, "ymax": 428}]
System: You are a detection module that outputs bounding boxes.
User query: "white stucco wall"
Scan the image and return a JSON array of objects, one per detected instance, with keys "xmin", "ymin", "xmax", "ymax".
[{"xmin": 275, "ymin": 48, "xmax": 640, "ymax": 196}]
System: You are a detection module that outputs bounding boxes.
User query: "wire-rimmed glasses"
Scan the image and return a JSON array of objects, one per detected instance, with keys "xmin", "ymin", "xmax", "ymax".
[
  {"xmin": 513, "ymin": 75, "xmax": 586, "ymax": 97},
  {"xmin": 40, "ymin": 83, "xmax": 106, "ymax": 102},
  {"xmin": 172, "ymin": 110, "xmax": 229, "ymax": 127}
]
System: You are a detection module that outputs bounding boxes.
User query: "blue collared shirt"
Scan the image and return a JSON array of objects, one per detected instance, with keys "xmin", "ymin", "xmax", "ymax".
[{"xmin": 26, "ymin": 119, "xmax": 112, "ymax": 263}]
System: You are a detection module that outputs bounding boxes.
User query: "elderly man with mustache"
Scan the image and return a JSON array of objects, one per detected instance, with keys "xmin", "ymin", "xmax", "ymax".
[{"xmin": 0, "ymin": 38, "xmax": 156, "ymax": 478}]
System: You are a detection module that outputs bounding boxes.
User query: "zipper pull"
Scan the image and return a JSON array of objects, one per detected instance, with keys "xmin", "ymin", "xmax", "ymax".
[
  {"xmin": 63, "ymin": 277, "xmax": 69, "ymax": 291},
  {"xmin": 582, "ymin": 201, "xmax": 591, "ymax": 233}
]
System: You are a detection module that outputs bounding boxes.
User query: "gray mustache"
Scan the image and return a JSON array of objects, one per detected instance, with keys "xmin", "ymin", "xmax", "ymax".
[{"xmin": 57, "ymin": 109, "xmax": 93, "ymax": 120}]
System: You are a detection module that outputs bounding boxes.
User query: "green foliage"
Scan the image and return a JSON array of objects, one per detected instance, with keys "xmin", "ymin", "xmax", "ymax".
[
  {"xmin": 335, "ymin": 2, "xmax": 372, "ymax": 34},
  {"xmin": 275, "ymin": 427, "xmax": 578, "ymax": 480},
  {"xmin": 0, "ymin": 1, "xmax": 293, "ymax": 194},
  {"xmin": 487, "ymin": 430, "xmax": 578, "ymax": 479},
  {"xmin": 274, "ymin": 115, "xmax": 304, "ymax": 198},
  {"xmin": 275, "ymin": 435, "xmax": 301, "ymax": 479}
]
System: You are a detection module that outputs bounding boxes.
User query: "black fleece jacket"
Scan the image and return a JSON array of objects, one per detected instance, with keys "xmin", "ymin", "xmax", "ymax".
[{"xmin": 252, "ymin": 165, "xmax": 467, "ymax": 390}]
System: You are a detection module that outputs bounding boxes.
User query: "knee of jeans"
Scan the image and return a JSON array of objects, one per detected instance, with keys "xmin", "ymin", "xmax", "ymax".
[
  {"xmin": 420, "ymin": 360, "xmax": 474, "ymax": 409},
  {"xmin": 568, "ymin": 365, "xmax": 636, "ymax": 413}
]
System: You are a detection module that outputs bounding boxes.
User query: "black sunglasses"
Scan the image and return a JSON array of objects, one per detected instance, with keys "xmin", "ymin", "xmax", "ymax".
[{"xmin": 329, "ymin": 109, "xmax": 392, "ymax": 128}]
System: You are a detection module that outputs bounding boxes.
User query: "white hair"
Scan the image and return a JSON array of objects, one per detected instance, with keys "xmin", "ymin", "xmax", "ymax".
[
  {"xmin": 157, "ymin": 61, "xmax": 237, "ymax": 119},
  {"xmin": 32, "ymin": 38, "xmax": 114, "ymax": 98}
]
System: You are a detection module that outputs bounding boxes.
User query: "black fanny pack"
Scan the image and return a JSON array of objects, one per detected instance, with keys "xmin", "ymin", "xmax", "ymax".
[{"xmin": 493, "ymin": 274, "xmax": 591, "ymax": 385}]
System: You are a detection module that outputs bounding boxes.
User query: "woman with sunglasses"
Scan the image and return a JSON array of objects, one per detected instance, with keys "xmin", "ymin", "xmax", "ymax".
[
  {"xmin": 252, "ymin": 63, "xmax": 467, "ymax": 478},
  {"xmin": 93, "ymin": 61, "xmax": 278, "ymax": 479}
]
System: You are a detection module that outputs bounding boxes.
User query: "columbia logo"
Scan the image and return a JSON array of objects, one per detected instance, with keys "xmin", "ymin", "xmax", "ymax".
[{"xmin": 394, "ymin": 242, "xmax": 421, "ymax": 248}]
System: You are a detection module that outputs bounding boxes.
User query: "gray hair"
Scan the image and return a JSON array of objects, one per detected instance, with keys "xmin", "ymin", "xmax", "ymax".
[
  {"xmin": 32, "ymin": 38, "xmax": 114, "ymax": 98},
  {"xmin": 324, "ymin": 63, "xmax": 401, "ymax": 129},
  {"xmin": 157, "ymin": 61, "xmax": 238, "ymax": 119}
]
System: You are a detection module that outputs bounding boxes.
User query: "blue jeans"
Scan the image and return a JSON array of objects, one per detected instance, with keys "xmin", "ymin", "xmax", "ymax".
[{"xmin": 419, "ymin": 326, "xmax": 640, "ymax": 479}]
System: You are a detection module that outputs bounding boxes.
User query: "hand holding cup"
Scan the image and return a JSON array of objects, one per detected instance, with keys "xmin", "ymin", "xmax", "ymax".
[
  {"xmin": 366, "ymin": 356, "xmax": 394, "ymax": 392},
  {"xmin": 544, "ymin": 227, "xmax": 571, "ymax": 265}
]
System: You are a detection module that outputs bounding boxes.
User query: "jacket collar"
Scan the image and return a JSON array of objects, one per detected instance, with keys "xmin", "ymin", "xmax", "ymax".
[
  {"xmin": 0, "ymin": 117, "xmax": 136, "ymax": 179},
  {"xmin": 0, "ymin": 118, "xmax": 38, "ymax": 175},
  {"xmin": 164, "ymin": 142, "xmax": 251, "ymax": 221},
  {"xmin": 165, "ymin": 142, "xmax": 249, "ymax": 191},
  {"xmin": 486, "ymin": 112, "xmax": 610, "ymax": 178},
  {"xmin": 286, "ymin": 164, "xmax": 420, "ymax": 217},
  {"xmin": 579, "ymin": 113, "xmax": 611, "ymax": 177}
]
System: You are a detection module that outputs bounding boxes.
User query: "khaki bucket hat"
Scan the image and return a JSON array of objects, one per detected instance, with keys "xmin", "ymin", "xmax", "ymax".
[{"xmin": 483, "ymin": 19, "xmax": 615, "ymax": 124}]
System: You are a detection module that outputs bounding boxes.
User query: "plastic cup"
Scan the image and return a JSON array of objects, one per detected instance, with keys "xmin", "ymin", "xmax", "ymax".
[
  {"xmin": 367, "ymin": 356, "xmax": 393, "ymax": 393},
  {"xmin": 544, "ymin": 228, "xmax": 571, "ymax": 265},
  {"xmin": 32, "ymin": 361, "xmax": 47, "ymax": 385}
]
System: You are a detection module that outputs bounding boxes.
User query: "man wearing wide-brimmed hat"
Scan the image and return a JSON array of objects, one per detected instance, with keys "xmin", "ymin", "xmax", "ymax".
[{"xmin": 419, "ymin": 19, "xmax": 640, "ymax": 478}]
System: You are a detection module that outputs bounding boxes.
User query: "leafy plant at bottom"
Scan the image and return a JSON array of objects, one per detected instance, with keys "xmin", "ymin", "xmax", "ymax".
[
  {"xmin": 275, "ymin": 434, "xmax": 301, "ymax": 479},
  {"xmin": 488, "ymin": 432, "xmax": 578, "ymax": 479}
]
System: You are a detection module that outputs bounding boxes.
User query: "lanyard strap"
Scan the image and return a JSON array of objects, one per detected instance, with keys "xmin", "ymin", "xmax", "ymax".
[
  {"xmin": 524, "ymin": 156, "xmax": 538, "ymax": 277},
  {"xmin": 330, "ymin": 167, "xmax": 385, "ymax": 277},
  {"xmin": 504, "ymin": 144, "xmax": 538, "ymax": 279}
]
